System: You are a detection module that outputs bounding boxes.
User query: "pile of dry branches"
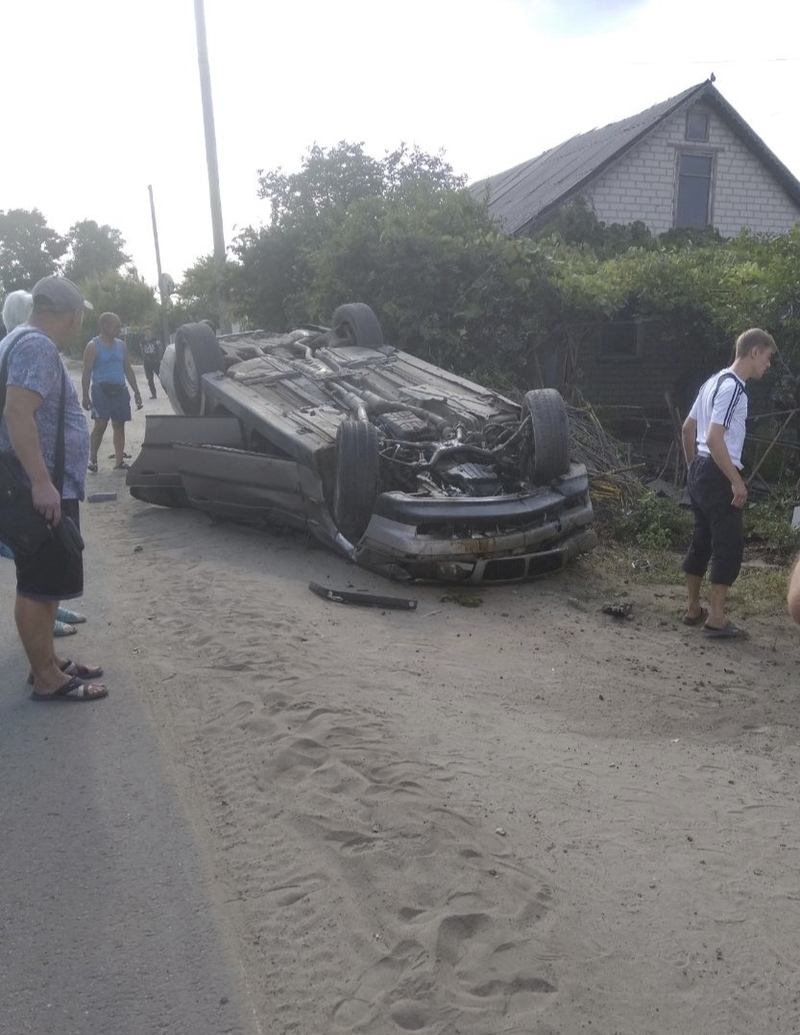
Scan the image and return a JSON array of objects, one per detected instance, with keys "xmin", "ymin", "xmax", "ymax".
[{"xmin": 567, "ymin": 404, "xmax": 644, "ymax": 507}]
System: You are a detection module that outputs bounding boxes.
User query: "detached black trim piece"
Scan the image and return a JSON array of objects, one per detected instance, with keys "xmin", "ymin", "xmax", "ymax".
[{"xmin": 308, "ymin": 581, "xmax": 418, "ymax": 610}]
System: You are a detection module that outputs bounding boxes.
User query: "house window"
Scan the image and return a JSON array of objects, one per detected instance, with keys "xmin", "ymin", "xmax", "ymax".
[
  {"xmin": 600, "ymin": 321, "xmax": 640, "ymax": 359},
  {"xmin": 675, "ymin": 153, "xmax": 713, "ymax": 228},
  {"xmin": 686, "ymin": 110, "xmax": 709, "ymax": 142}
]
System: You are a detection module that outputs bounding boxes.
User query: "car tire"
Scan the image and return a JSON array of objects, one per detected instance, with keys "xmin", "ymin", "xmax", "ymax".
[
  {"xmin": 331, "ymin": 303, "xmax": 384, "ymax": 348},
  {"xmin": 174, "ymin": 323, "xmax": 224, "ymax": 416},
  {"xmin": 333, "ymin": 420, "xmax": 380, "ymax": 543},
  {"xmin": 522, "ymin": 388, "xmax": 571, "ymax": 483}
]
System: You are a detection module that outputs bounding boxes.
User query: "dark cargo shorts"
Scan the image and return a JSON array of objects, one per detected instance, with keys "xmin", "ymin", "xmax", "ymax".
[{"xmin": 682, "ymin": 456, "xmax": 743, "ymax": 586}]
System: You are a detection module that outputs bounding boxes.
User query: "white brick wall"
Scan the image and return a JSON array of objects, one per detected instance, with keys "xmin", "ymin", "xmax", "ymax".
[{"xmin": 584, "ymin": 106, "xmax": 800, "ymax": 236}]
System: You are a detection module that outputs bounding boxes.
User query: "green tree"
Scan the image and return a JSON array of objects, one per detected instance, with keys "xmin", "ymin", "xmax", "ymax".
[
  {"xmin": 230, "ymin": 143, "xmax": 619, "ymax": 387},
  {"xmin": 171, "ymin": 255, "xmax": 233, "ymax": 327},
  {"xmin": 63, "ymin": 220, "xmax": 130, "ymax": 283},
  {"xmin": 257, "ymin": 141, "xmax": 385, "ymax": 227},
  {"xmin": 232, "ymin": 142, "xmax": 469, "ymax": 331},
  {"xmin": 71, "ymin": 270, "xmax": 159, "ymax": 356},
  {"xmin": 230, "ymin": 223, "xmax": 312, "ymax": 330},
  {"xmin": 303, "ymin": 183, "xmax": 532, "ymax": 376},
  {"xmin": 0, "ymin": 208, "xmax": 67, "ymax": 292},
  {"xmin": 257, "ymin": 141, "xmax": 463, "ymax": 226}
]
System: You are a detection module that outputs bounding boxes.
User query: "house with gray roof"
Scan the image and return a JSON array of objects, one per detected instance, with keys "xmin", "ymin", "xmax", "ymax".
[{"xmin": 472, "ymin": 80, "xmax": 800, "ymax": 238}]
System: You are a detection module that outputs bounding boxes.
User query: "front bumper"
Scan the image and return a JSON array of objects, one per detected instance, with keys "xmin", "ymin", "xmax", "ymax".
[{"xmin": 353, "ymin": 464, "xmax": 596, "ymax": 583}]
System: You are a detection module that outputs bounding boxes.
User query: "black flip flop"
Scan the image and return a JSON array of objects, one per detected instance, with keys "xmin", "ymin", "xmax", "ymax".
[
  {"xmin": 702, "ymin": 621, "xmax": 746, "ymax": 639},
  {"xmin": 682, "ymin": 607, "xmax": 708, "ymax": 627},
  {"xmin": 27, "ymin": 660, "xmax": 104, "ymax": 686},
  {"xmin": 31, "ymin": 676, "xmax": 108, "ymax": 702}
]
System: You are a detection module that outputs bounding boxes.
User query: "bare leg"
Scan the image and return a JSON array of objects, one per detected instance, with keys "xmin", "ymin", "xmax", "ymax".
[
  {"xmin": 112, "ymin": 420, "xmax": 126, "ymax": 466},
  {"xmin": 706, "ymin": 583, "xmax": 730, "ymax": 629},
  {"xmin": 15, "ymin": 596, "xmax": 63, "ymax": 694},
  {"xmin": 678, "ymin": 571, "xmax": 703, "ymax": 616},
  {"xmin": 684, "ymin": 573, "xmax": 704, "ymax": 620},
  {"xmin": 25, "ymin": 602, "xmax": 89, "ymax": 680},
  {"xmin": 90, "ymin": 418, "xmax": 109, "ymax": 465}
]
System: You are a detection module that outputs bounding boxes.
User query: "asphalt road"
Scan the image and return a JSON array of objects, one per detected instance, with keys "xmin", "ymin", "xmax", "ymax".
[{"xmin": 0, "ymin": 552, "xmax": 260, "ymax": 1035}]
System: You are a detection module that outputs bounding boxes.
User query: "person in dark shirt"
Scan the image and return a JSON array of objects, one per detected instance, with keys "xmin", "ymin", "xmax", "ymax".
[{"xmin": 140, "ymin": 327, "xmax": 163, "ymax": 399}]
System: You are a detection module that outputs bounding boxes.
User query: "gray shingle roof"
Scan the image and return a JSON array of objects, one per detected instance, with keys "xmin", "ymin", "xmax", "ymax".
[{"xmin": 471, "ymin": 81, "xmax": 800, "ymax": 235}]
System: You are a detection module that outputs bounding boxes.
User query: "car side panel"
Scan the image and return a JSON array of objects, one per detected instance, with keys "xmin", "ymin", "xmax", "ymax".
[
  {"xmin": 127, "ymin": 416, "xmax": 244, "ymax": 507},
  {"xmin": 171, "ymin": 443, "xmax": 317, "ymax": 532}
]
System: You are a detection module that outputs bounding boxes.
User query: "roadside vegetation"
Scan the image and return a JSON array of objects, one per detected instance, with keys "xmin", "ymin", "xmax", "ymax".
[{"xmin": 595, "ymin": 488, "xmax": 800, "ymax": 616}]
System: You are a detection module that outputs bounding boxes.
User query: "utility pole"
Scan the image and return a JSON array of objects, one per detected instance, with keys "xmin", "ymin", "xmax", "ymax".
[
  {"xmin": 194, "ymin": 0, "xmax": 230, "ymax": 332},
  {"xmin": 148, "ymin": 184, "xmax": 171, "ymax": 352}
]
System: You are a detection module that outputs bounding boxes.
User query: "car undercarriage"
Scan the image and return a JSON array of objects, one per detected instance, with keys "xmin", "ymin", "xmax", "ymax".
[{"xmin": 128, "ymin": 304, "xmax": 596, "ymax": 582}]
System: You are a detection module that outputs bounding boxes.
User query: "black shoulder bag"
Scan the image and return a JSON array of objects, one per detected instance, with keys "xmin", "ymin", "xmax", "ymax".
[{"xmin": 0, "ymin": 335, "xmax": 84, "ymax": 557}]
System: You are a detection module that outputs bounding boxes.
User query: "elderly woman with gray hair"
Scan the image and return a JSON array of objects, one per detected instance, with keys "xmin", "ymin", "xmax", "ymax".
[
  {"xmin": 2, "ymin": 289, "xmax": 34, "ymax": 334},
  {"xmin": 0, "ymin": 288, "xmax": 88, "ymax": 635}
]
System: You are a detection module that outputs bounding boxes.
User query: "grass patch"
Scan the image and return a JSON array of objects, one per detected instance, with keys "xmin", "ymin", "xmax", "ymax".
[
  {"xmin": 726, "ymin": 564, "xmax": 793, "ymax": 617},
  {"xmin": 743, "ymin": 492, "xmax": 800, "ymax": 560},
  {"xmin": 598, "ymin": 489, "xmax": 691, "ymax": 551},
  {"xmin": 592, "ymin": 487, "xmax": 799, "ymax": 617},
  {"xmin": 590, "ymin": 540, "xmax": 791, "ymax": 617}
]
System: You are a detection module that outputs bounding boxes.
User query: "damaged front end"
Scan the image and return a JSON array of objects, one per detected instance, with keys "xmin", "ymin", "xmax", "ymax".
[
  {"xmin": 354, "ymin": 465, "xmax": 597, "ymax": 584},
  {"xmin": 336, "ymin": 389, "xmax": 596, "ymax": 583}
]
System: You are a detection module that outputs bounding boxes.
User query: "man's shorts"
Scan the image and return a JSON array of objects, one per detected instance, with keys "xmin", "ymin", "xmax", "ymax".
[
  {"xmin": 15, "ymin": 499, "xmax": 84, "ymax": 601},
  {"xmin": 91, "ymin": 381, "xmax": 132, "ymax": 422}
]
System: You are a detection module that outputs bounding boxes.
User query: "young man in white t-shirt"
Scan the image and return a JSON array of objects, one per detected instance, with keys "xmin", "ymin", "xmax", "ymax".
[{"xmin": 681, "ymin": 328, "xmax": 776, "ymax": 638}]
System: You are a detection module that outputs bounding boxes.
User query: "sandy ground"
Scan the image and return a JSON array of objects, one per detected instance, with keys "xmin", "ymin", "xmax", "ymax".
[{"xmin": 73, "ymin": 370, "xmax": 800, "ymax": 1035}]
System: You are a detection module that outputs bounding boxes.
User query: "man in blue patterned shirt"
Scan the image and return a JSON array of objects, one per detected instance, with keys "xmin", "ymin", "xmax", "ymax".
[{"xmin": 0, "ymin": 276, "xmax": 107, "ymax": 701}]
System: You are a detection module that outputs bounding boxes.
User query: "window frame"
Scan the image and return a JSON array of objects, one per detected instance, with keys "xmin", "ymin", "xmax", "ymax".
[
  {"xmin": 685, "ymin": 109, "xmax": 710, "ymax": 142},
  {"xmin": 674, "ymin": 151, "xmax": 714, "ymax": 229}
]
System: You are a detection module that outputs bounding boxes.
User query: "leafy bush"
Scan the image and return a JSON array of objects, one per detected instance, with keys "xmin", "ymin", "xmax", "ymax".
[
  {"xmin": 605, "ymin": 486, "xmax": 800, "ymax": 560},
  {"xmin": 607, "ymin": 490, "xmax": 691, "ymax": 550},
  {"xmin": 743, "ymin": 493, "xmax": 800, "ymax": 559}
]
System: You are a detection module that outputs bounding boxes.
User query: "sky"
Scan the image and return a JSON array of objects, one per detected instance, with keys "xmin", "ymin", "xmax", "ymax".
[{"xmin": 3, "ymin": 0, "xmax": 799, "ymax": 289}]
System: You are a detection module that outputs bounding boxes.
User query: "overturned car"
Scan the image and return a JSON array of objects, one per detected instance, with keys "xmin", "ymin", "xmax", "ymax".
[{"xmin": 127, "ymin": 304, "xmax": 596, "ymax": 583}]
